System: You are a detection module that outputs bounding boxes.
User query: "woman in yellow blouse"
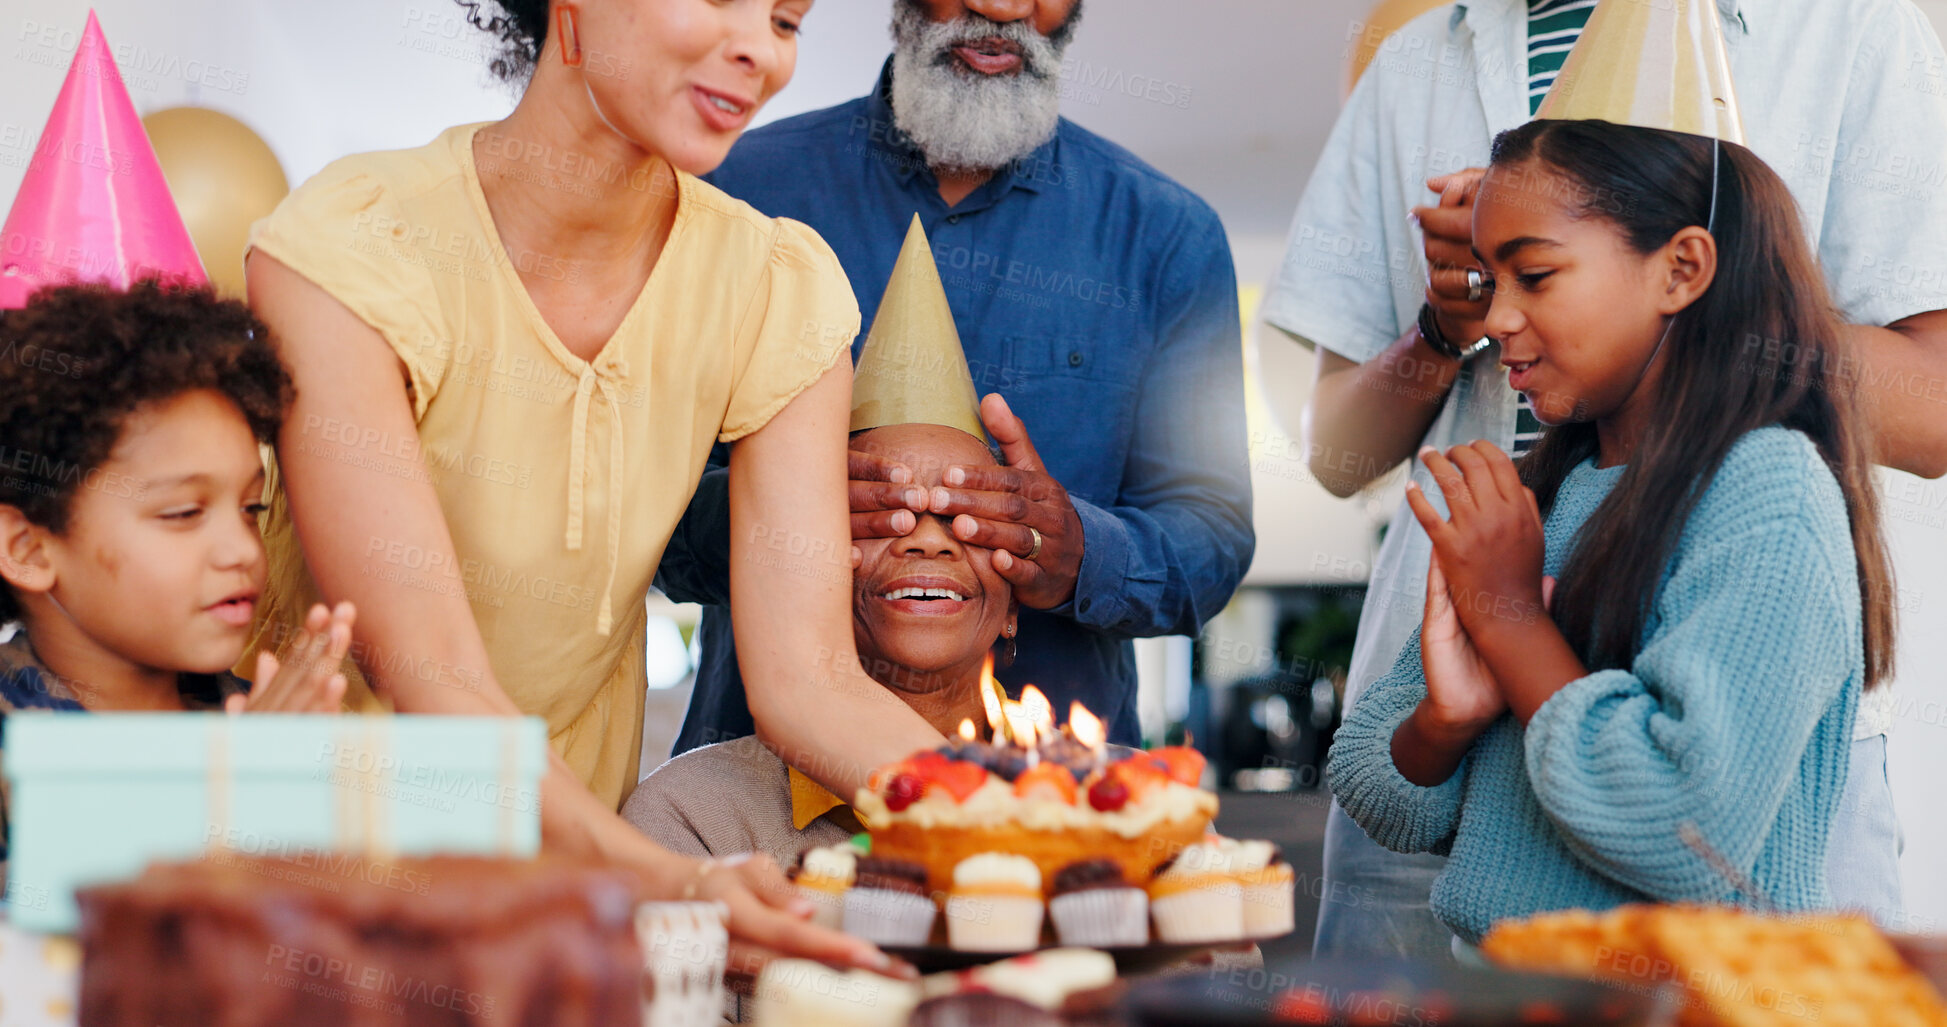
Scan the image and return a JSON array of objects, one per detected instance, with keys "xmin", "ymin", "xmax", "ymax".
[{"xmin": 243, "ymin": 0, "xmax": 938, "ymax": 966}]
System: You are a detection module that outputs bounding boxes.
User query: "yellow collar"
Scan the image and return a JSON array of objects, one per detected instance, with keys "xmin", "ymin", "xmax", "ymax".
[{"xmin": 788, "ymin": 768, "xmax": 850, "ymax": 831}]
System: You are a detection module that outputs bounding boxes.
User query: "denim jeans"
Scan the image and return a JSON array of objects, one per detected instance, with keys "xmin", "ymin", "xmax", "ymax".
[
  {"xmin": 1312, "ymin": 801, "xmax": 1455, "ymax": 961},
  {"xmin": 1315, "ymin": 736, "xmax": 1905, "ymax": 957},
  {"xmin": 1826, "ymin": 734, "xmax": 1905, "ymax": 927}
]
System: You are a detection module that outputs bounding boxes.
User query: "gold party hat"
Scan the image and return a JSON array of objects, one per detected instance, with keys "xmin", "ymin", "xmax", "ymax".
[
  {"xmin": 1535, "ymin": 0, "xmax": 1745, "ymax": 144},
  {"xmin": 850, "ymin": 215, "xmax": 987, "ymax": 439}
]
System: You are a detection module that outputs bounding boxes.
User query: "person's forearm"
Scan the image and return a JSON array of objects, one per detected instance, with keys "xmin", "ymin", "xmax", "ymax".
[
  {"xmin": 1390, "ymin": 702, "xmax": 1484, "ymax": 786},
  {"xmin": 1066, "ymin": 496, "xmax": 1251, "ymax": 638},
  {"xmin": 1845, "ymin": 312, "xmax": 1947, "ymax": 478},
  {"xmin": 1306, "ymin": 330, "xmax": 1463, "ymax": 496},
  {"xmin": 1472, "ymin": 617, "xmax": 1589, "ymax": 724},
  {"xmin": 748, "ymin": 659, "xmax": 944, "ymax": 796},
  {"xmin": 537, "ymin": 748, "xmax": 689, "ymax": 880}
]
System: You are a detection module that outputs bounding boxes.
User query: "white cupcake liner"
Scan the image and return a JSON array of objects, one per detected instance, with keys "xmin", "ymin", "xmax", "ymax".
[
  {"xmin": 1150, "ymin": 881, "xmax": 1245, "ymax": 944},
  {"xmin": 842, "ymin": 887, "xmax": 937, "ymax": 946},
  {"xmin": 1050, "ymin": 888, "xmax": 1149, "ymax": 947},
  {"xmin": 636, "ymin": 901, "xmax": 729, "ymax": 1027},
  {"xmin": 1242, "ymin": 878, "xmax": 1296, "ymax": 938},
  {"xmin": 944, "ymin": 893, "xmax": 1045, "ymax": 952}
]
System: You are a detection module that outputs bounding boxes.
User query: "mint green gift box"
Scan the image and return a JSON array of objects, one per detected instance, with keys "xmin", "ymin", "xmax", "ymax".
[{"xmin": 3, "ymin": 713, "xmax": 547, "ymax": 934}]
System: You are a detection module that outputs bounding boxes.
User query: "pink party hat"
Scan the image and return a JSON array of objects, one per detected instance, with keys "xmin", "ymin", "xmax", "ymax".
[{"xmin": 0, "ymin": 10, "xmax": 206, "ymax": 309}]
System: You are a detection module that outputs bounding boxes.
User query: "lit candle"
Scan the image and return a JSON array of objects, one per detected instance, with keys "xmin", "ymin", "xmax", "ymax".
[{"xmin": 1069, "ymin": 701, "xmax": 1108, "ymax": 771}]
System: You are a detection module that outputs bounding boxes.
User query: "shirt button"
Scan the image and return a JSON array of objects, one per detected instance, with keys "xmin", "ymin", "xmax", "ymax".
[
  {"xmin": 1068, "ymin": 351, "xmax": 1084, "ymax": 368},
  {"xmin": 1079, "ymin": 598, "xmax": 1093, "ymax": 614},
  {"xmin": 947, "ymin": 214, "xmax": 961, "ymax": 224}
]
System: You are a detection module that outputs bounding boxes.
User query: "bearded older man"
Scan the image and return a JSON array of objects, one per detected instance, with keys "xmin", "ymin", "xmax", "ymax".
[{"xmin": 659, "ymin": 0, "xmax": 1254, "ymax": 754}]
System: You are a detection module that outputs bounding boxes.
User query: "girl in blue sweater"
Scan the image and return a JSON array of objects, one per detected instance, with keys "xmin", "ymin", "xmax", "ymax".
[{"xmin": 1327, "ymin": 119, "xmax": 1897, "ymax": 945}]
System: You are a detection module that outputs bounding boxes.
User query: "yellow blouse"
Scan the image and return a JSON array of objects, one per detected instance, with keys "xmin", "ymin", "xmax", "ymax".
[{"xmin": 244, "ymin": 123, "xmax": 859, "ymax": 809}]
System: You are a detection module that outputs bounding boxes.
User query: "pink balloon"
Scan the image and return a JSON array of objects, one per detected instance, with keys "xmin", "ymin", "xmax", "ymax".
[{"xmin": 0, "ymin": 10, "xmax": 207, "ymax": 309}]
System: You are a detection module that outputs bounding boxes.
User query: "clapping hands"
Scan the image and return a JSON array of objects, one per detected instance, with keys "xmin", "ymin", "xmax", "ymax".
[
  {"xmin": 227, "ymin": 601, "xmax": 354, "ymax": 714},
  {"xmin": 1405, "ymin": 442, "xmax": 1554, "ymax": 730}
]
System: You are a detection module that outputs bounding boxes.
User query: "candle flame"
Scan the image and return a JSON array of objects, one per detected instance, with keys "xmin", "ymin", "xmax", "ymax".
[
  {"xmin": 1002, "ymin": 699, "xmax": 1038, "ymax": 748},
  {"xmin": 979, "ymin": 654, "xmax": 1008, "ymax": 742},
  {"xmin": 976, "ymin": 657, "xmax": 1061, "ymax": 751},
  {"xmin": 958, "ymin": 718, "xmax": 977, "ymax": 741},
  {"xmin": 1020, "ymin": 685, "xmax": 1053, "ymax": 732},
  {"xmin": 1069, "ymin": 702, "xmax": 1106, "ymax": 749}
]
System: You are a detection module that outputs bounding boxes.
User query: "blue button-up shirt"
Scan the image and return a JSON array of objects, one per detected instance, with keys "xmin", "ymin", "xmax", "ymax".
[{"xmin": 660, "ymin": 62, "xmax": 1253, "ymax": 753}]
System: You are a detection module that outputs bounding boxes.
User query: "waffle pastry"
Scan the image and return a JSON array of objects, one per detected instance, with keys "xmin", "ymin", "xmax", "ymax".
[{"xmin": 1482, "ymin": 904, "xmax": 1947, "ymax": 1027}]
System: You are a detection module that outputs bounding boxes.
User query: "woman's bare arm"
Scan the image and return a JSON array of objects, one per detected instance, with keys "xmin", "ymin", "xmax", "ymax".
[
  {"xmin": 730, "ymin": 360, "xmax": 943, "ymax": 796},
  {"xmin": 1305, "ymin": 339, "xmax": 1462, "ymax": 497}
]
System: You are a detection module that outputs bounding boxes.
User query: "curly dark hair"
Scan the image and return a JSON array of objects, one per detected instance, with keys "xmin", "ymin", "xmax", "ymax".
[
  {"xmin": 455, "ymin": 0, "xmax": 551, "ymax": 82},
  {"xmin": 0, "ymin": 279, "xmax": 293, "ymax": 622}
]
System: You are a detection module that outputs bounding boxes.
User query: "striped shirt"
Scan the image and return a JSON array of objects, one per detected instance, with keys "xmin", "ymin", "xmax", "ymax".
[{"xmin": 1512, "ymin": 0, "xmax": 1597, "ymax": 456}]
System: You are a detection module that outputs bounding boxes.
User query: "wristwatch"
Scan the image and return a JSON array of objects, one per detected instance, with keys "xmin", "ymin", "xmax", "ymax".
[{"xmin": 1417, "ymin": 303, "xmax": 1492, "ymax": 360}]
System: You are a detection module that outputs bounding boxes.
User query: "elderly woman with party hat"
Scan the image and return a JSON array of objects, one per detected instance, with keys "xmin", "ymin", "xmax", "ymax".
[{"xmin": 625, "ymin": 217, "xmax": 1017, "ymax": 866}]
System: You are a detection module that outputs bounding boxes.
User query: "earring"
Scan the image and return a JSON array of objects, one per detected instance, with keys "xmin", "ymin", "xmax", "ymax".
[
  {"xmin": 557, "ymin": 6, "xmax": 583, "ymax": 67},
  {"xmin": 1001, "ymin": 624, "xmax": 1017, "ymax": 668}
]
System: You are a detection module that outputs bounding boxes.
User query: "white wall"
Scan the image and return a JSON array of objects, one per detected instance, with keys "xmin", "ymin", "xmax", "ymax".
[
  {"xmin": 1883, "ymin": 0, "xmax": 1947, "ymax": 935},
  {"xmin": 4, "ymin": 0, "xmax": 1944, "ymax": 928}
]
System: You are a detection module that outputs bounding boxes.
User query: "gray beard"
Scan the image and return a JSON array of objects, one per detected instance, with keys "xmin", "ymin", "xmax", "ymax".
[{"xmin": 889, "ymin": 6, "xmax": 1067, "ymax": 174}]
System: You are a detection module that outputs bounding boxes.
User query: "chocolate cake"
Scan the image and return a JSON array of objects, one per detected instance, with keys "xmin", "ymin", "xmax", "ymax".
[{"xmin": 77, "ymin": 855, "xmax": 644, "ymax": 1027}]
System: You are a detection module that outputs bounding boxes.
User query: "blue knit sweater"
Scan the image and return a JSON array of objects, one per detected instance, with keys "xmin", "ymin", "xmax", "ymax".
[{"xmin": 1327, "ymin": 427, "xmax": 1862, "ymax": 943}]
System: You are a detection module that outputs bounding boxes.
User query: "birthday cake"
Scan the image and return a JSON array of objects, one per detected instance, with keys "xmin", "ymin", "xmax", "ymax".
[
  {"xmin": 822, "ymin": 684, "xmax": 1291, "ymax": 950},
  {"xmin": 853, "ymin": 683, "xmax": 1216, "ymax": 901},
  {"xmin": 852, "ymin": 738, "xmax": 1216, "ymax": 902}
]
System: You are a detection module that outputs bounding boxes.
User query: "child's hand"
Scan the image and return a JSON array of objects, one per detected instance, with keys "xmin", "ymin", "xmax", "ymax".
[
  {"xmin": 228, "ymin": 601, "xmax": 354, "ymax": 714},
  {"xmin": 1419, "ymin": 553, "xmax": 1505, "ymax": 732},
  {"xmin": 1405, "ymin": 442, "xmax": 1548, "ymax": 642}
]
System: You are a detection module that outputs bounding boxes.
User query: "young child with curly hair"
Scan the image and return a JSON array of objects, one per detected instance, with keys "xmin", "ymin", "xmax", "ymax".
[{"xmin": 0, "ymin": 280, "xmax": 356, "ymax": 869}]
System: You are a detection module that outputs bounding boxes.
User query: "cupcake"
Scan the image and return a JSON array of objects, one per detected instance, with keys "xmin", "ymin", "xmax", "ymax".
[
  {"xmin": 1231, "ymin": 840, "xmax": 1297, "ymax": 938},
  {"xmin": 1147, "ymin": 840, "xmax": 1244, "ymax": 943},
  {"xmin": 790, "ymin": 844, "xmax": 858, "ymax": 931},
  {"xmin": 943, "ymin": 853, "xmax": 1044, "ymax": 952},
  {"xmin": 843, "ymin": 857, "xmax": 936, "ymax": 946},
  {"xmin": 1048, "ymin": 859, "xmax": 1148, "ymax": 947}
]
